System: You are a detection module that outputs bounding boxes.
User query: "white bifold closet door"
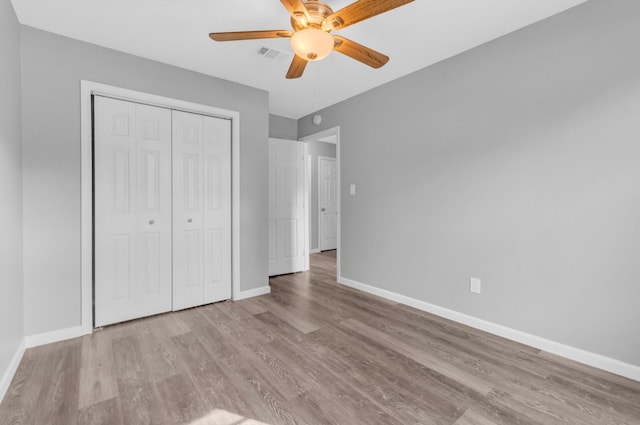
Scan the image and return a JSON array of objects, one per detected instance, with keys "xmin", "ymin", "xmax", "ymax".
[
  {"xmin": 94, "ymin": 96, "xmax": 173, "ymax": 327},
  {"xmin": 172, "ymin": 110, "xmax": 232, "ymax": 310}
]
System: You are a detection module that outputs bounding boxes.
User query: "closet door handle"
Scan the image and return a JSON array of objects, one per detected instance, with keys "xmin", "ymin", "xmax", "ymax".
[
  {"xmin": 188, "ymin": 218, "xmax": 193, "ymax": 223},
  {"xmin": 149, "ymin": 220, "xmax": 155, "ymax": 225}
]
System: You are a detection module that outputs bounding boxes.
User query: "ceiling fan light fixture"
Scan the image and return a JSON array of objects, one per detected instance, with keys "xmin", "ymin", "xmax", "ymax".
[{"xmin": 290, "ymin": 28, "xmax": 334, "ymax": 61}]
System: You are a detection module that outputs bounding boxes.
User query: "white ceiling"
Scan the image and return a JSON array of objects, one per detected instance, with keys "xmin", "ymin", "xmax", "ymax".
[{"xmin": 11, "ymin": 0, "xmax": 588, "ymax": 119}]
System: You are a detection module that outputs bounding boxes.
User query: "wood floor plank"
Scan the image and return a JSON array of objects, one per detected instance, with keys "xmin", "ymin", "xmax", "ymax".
[
  {"xmin": 170, "ymin": 330, "xmax": 258, "ymax": 418},
  {"xmin": 314, "ymin": 322, "xmax": 468, "ymax": 422},
  {"xmin": 135, "ymin": 318, "xmax": 184, "ymax": 383},
  {"xmin": 253, "ymin": 311, "xmax": 306, "ymax": 343},
  {"xmin": 178, "ymin": 308, "xmax": 299, "ymax": 424},
  {"xmin": 78, "ymin": 330, "xmax": 119, "ymax": 409},
  {"xmin": 153, "ymin": 312, "xmax": 191, "ymax": 338},
  {"xmin": 118, "ymin": 382, "xmax": 167, "ymax": 425},
  {"xmin": 539, "ymin": 350, "xmax": 640, "ymax": 402},
  {"xmin": 303, "ymin": 327, "xmax": 460, "ymax": 424},
  {"xmin": 155, "ymin": 373, "xmax": 208, "ymax": 425},
  {"xmin": 2, "ymin": 250, "xmax": 640, "ymax": 425},
  {"xmin": 0, "ymin": 344, "xmax": 57, "ymax": 425},
  {"xmin": 112, "ymin": 336, "xmax": 148, "ymax": 388},
  {"xmin": 112, "ymin": 336, "xmax": 168, "ymax": 425},
  {"xmin": 235, "ymin": 297, "xmax": 269, "ymax": 315},
  {"xmin": 255, "ymin": 296, "xmax": 322, "ymax": 334},
  {"xmin": 77, "ymin": 397, "xmax": 123, "ymax": 425},
  {"xmin": 341, "ymin": 318, "xmax": 495, "ymax": 395},
  {"xmin": 454, "ymin": 408, "xmax": 499, "ymax": 425},
  {"xmin": 31, "ymin": 339, "xmax": 82, "ymax": 425},
  {"xmin": 261, "ymin": 325, "xmax": 440, "ymax": 425},
  {"xmin": 214, "ymin": 300, "xmax": 277, "ymax": 345},
  {"xmin": 395, "ymin": 303, "xmax": 541, "ymax": 356}
]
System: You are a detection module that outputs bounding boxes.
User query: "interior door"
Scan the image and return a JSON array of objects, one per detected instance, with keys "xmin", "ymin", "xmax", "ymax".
[
  {"xmin": 268, "ymin": 138, "xmax": 306, "ymax": 276},
  {"xmin": 94, "ymin": 96, "xmax": 172, "ymax": 327},
  {"xmin": 172, "ymin": 110, "xmax": 231, "ymax": 310},
  {"xmin": 318, "ymin": 157, "xmax": 337, "ymax": 251}
]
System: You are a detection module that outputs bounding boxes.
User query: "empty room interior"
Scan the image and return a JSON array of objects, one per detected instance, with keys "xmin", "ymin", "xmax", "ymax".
[{"xmin": 2, "ymin": 0, "xmax": 640, "ymax": 424}]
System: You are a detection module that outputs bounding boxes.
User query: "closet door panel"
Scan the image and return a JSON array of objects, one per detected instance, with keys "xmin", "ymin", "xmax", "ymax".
[
  {"xmin": 95, "ymin": 97, "xmax": 137, "ymax": 326},
  {"xmin": 203, "ymin": 116, "xmax": 231, "ymax": 303},
  {"xmin": 172, "ymin": 111, "xmax": 205, "ymax": 310},
  {"xmin": 94, "ymin": 97, "xmax": 172, "ymax": 326},
  {"xmin": 135, "ymin": 103, "xmax": 173, "ymax": 318}
]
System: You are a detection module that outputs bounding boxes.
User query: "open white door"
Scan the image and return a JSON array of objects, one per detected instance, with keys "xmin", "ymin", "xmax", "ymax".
[
  {"xmin": 318, "ymin": 157, "xmax": 337, "ymax": 251},
  {"xmin": 268, "ymin": 138, "xmax": 307, "ymax": 276}
]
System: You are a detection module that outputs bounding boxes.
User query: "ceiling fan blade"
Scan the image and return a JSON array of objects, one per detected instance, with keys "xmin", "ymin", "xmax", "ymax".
[
  {"xmin": 280, "ymin": 0, "xmax": 310, "ymax": 22},
  {"xmin": 333, "ymin": 36, "xmax": 389, "ymax": 69},
  {"xmin": 286, "ymin": 55, "xmax": 308, "ymax": 79},
  {"xmin": 326, "ymin": 0, "xmax": 414, "ymax": 30},
  {"xmin": 209, "ymin": 30, "xmax": 293, "ymax": 42}
]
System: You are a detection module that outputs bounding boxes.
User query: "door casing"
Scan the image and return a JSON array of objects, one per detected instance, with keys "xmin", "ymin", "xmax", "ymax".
[
  {"xmin": 299, "ymin": 127, "xmax": 341, "ymax": 279},
  {"xmin": 80, "ymin": 80, "xmax": 241, "ymax": 334}
]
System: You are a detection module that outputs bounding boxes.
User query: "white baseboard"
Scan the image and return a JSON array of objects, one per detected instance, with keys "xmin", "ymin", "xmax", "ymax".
[
  {"xmin": 24, "ymin": 326, "xmax": 88, "ymax": 349},
  {"xmin": 338, "ymin": 276, "xmax": 640, "ymax": 382},
  {"xmin": 310, "ymin": 248, "xmax": 321, "ymax": 254},
  {"xmin": 0, "ymin": 338, "xmax": 25, "ymax": 404},
  {"xmin": 233, "ymin": 285, "xmax": 271, "ymax": 301}
]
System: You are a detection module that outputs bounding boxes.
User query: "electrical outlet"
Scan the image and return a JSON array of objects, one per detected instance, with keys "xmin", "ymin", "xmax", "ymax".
[{"xmin": 470, "ymin": 277, "xmax": 481, "ymax": 294}]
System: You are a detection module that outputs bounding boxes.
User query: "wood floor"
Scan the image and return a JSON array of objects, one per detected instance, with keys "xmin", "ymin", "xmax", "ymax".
[{"xmin": 1, "ymin": 251, "xmax": 639, "ymax": 425}]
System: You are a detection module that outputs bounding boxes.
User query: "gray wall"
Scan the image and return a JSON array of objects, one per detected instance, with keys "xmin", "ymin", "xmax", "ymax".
[
  {"xmin": 269, "ymin": 114, "xmax": 298, "ymax": 140},
  {"xmin": 21, "ymin": 26, "xmax": 269, "ymax": 336},
  {"xmin": 0, "ymin": 0, "xmax": 24, "ymax": 382},
  {"xmin": 308, "ymin": 141, "xmax": 336, "ymax": 250},
  {"xmin": 299, "ymin": 0, "xmax": 640, "ymax": 366}
]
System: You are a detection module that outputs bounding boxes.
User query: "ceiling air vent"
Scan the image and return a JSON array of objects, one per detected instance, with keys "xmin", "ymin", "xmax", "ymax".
[{"xmin": 257, "ymin": 47, "xmax": 291, "ymax": 62}]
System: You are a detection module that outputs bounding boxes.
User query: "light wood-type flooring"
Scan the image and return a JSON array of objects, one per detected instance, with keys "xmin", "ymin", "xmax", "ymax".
[{"xmin": 1, "ymin": 250, "xmax": 640, "ymax": 424}]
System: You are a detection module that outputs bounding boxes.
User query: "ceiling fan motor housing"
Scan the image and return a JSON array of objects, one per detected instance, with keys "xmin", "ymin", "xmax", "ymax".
[{"xmin": 291, "ymin": 1, "xmax": 336, "ymax": 31}]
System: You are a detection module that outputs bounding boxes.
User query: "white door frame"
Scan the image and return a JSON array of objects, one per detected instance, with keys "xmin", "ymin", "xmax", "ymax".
[
  {"xmin": 80, "ymin": 80, "xmax": 241, "ymax": 334},
  {"xmin": 303, "ymin": 143, "xmax": 310, "ymax": 271},
  {"xmin": 299, "ymin": 126, "xmax": 340, "ymax": 279},
  {"xmin": 305, "ymin": 151, "xmax": 312, "ymax": 267}
]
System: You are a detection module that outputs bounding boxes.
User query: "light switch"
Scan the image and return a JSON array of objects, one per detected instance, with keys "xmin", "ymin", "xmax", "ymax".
[
  {"xmin": 349, "ymin": 184, "xmax": 356, "ymax": 195},
  {"xmin": 470, "ymin": 277, "xmax": 481, "ymax": 294}
]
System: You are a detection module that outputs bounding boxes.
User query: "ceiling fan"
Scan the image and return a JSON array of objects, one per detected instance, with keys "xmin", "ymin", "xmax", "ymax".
[{"xmin": 209, "ymin": 0, "xmax": 414, "ymax": 79}]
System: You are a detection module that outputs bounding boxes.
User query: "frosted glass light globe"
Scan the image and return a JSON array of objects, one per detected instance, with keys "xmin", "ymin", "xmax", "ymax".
[{"xmin": 290, "ymin": 28, "xmax": 334, "ymax": 61}]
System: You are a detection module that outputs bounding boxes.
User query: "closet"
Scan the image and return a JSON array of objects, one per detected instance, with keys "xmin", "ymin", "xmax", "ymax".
[{"xmin": 93, "ymin": 96, "xmax": 231, "ymax": 327}]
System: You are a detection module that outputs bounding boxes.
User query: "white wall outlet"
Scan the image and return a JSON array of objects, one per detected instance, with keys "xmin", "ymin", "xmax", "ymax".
[
  {"xmin": 349, "ymin": 184, "xmax": 356, "ymax": 195},
  {"xmin": 470, "ymin": 277, "xmax": 481, "ymax": 294}
]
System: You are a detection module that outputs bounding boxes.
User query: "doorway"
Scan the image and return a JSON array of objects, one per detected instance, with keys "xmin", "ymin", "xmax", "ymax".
[{"xmin": 299, "ymin": 126, "xmax": 341, "ymax": 279}]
